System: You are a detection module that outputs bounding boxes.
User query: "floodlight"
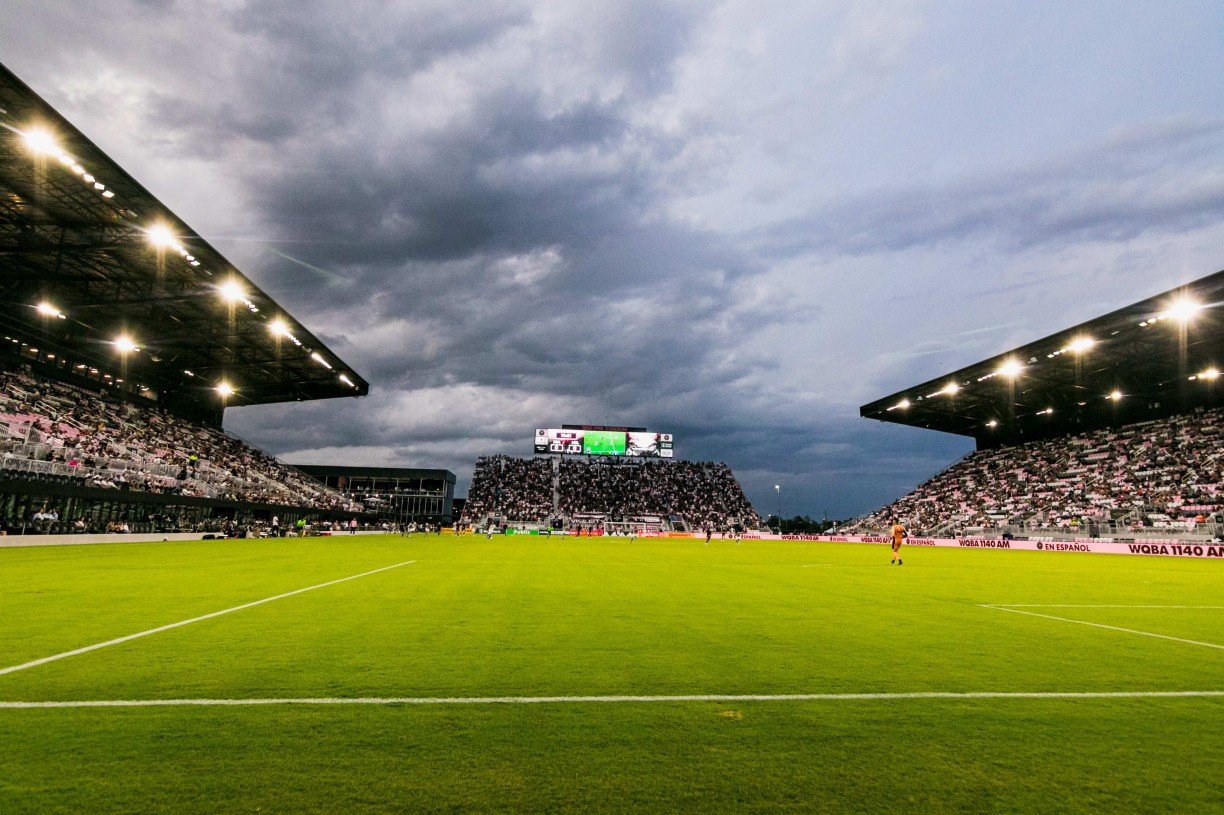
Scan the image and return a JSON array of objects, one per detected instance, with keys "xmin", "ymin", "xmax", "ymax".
[
  {"xmin": 215, "ymin": 382, "xmax": 234, "ymax": 397},
  {"xmin": 1108, "ymin": 390, "xmax": 1123, "ymax": 401},
  {"xmin": 21, "ymin": 128, "xmax": 60, "ymax": 156},
  {"xmin": 1200, "ymin": 368, "xmax": 1221, "ymax": 381},
  {"xmin": 311, "ymin": 352, "xmax": 333, "ymax": 370},
  {"xmin": 146, "ymin": 224, "xmax": 175, "ymax": 249},
  {"xmin": 268, "ymin": 318, "xmax": 292, "ymax": 338},
  {"xmin": 996, "ymin": 359, "xmax": 1024, "ymax": 379},
  {"xmin": 1160, "ymin": 297, "xmax": 1203, "ymax": 324},
  {"xmin": 339, "ymin": 374, "xmax": 355, "ymax": 388},
  {"xmin": 112, "ymin": 334, "xmax": 137, "ymax": 354},
  {"xmin": 940, "ymin": 382, "xmax": 960, "ymax": 396},
  {"xmin": 218, "ymin": 279, "xmax": 246, "ymax": 303},
  {"xmin": 1066, "ymin": 336, "xmax": 1095, "ymax": 354},
  {"xmin": 35, "ymin": 301, "xmax": 64, "ymax": 319},
  {"xmin": 986, "ymin": 419, "xmax": 999, "ymax": 428}
]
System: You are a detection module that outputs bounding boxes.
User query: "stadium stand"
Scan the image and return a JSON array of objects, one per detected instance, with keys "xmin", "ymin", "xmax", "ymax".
[
  {"xmin": 850, "ymin": 407, "xmax": 1223, "ymax": 537},
  {"xmin": 1, "ymin": 365, "xmax": 359, "ymax": 515},
  {"xmin": 856, "ymin": 269, "xmax": 1224, "ymax": 542},
  {"xmin": 0, "ymin": 61, "xmax": 370, "ymax": 537},
  {"xmin": 460, "ymin": 455, "xmax": 761, "ymax": 532}
]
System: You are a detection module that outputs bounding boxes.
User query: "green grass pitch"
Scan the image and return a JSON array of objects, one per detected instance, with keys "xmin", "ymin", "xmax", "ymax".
[{"xmin": 0, "ymin": 535, "xmax": 1221, "ymax": 813}]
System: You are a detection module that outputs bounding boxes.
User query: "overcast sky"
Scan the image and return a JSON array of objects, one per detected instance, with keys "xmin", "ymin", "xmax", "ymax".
[{"xmin": 4, "ymin": 1, "xmax": 1223, "ymax": 517}]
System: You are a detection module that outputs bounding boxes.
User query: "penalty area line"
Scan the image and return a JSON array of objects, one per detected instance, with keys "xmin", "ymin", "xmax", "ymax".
[
  {"xmin": 980, "ymin": 604, "xmax": 1224, "ymax": 650},
  {"xmin": 0, "ymin": 560, "xmax": 417, "ymax": 677},
  {"xmin": 1, "ymin": 691, "xmax": 1222, "ymax": 709}
]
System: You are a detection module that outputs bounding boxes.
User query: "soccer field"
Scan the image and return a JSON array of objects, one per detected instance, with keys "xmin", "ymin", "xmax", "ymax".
[{"xmin": 1, "ymin": 535, "xmax": 1221, "ymax": 813}]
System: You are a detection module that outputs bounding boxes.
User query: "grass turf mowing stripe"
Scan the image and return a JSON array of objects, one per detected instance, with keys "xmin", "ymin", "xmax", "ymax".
[
  {"xmin": 0, "ymin": 559, "xmax": 417, "ymax": 676},
  {"xmin": 2, "ymin": 691, "xmax": 1222, "ymax": 708},
  {"xmin": 981, "ymin": 604, "xmax": 1224, "ymax": 649}
]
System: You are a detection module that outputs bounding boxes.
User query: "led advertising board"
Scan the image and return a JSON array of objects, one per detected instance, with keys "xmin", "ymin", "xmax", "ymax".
[{"xmin": 534, "ymin": 428, "xmax": 673, "ymax": 457}]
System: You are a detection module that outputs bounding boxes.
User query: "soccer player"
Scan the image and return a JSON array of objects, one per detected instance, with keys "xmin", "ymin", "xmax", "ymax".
[{"xmin": 890, "ymin": 520, "xmax": 907, "ymax": 565}]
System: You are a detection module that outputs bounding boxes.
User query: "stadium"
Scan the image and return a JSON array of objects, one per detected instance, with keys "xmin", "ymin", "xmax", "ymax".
[{"xmin": 1, "ymin": 49, "xmax": 1222, "ymax": 815}]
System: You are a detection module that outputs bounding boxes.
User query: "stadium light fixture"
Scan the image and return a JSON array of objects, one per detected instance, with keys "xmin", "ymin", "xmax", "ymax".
[
  {"xmin": 146, "ymin": 224, "xmax": 175, "ymax": 249},
  {"xmin": 112, "ymin": 334, "xmax": 138, "ymax": 355},
  {"xmin": 21, "ymin": 128, "xmax": 60, "ymax": 156},
  {"xmin": 1108, "ymin": 390, "xmax": 1123, "ymax": 401},
  {"xmin": 218, "ymin": 279, "xmax": 246, "ymax": 304},
  {"xmin": 886, "ymin": 398, "xmax": 911, "ymax": 412},
  {"xmin": 215, "ymin": 382, "xmax": 234, "ymax": 397},
  {"xmin": 940, "ymin": 382, "xmax": 960, "ymax": 396},
  {"xmin": 269, "ymin": 318, "xmax": 292, "ymax": 338},
  {"xmin": 311, "ymin": 352, "xmax": 333, "ymax": 370},
  {"xmin": 986, "ymin": 419, "xmax": 999, "ymax": 428},
  {"xmin": 339, "ymin": 374, "xmax": 356, "ymax": 388},
  {"xmin": 1066, "ymin": 336, "xmax": 1095, "ymax": 354},
  {"xmin": 1199, "ymin": 368, "xmax": 1220, "ymax": 381},
  {"xmin": 996, "ymin": 359, "xmax": 1024, "ymax": 380},
  {"xmin": 35, "ymin": 301, "xmax": 65, "ymax": 319},
  {"xmin": 1157, "ymin": 296, "xmax": 1203, "ymax": 325}
]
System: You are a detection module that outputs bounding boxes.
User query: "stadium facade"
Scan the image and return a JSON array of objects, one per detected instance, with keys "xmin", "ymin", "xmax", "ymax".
[
  {"xmin": 0, "ymin": 62, "xmax": 372, "ymax": 536},
  {"xmin": 295, "ymin": 466, "xmax": 456, "ymax": 526}
]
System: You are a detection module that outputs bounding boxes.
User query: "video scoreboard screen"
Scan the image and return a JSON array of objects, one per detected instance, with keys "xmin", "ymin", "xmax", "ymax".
[{"xmin": 534, "ymin": 427, "xmax": 674, "ymax": 457}]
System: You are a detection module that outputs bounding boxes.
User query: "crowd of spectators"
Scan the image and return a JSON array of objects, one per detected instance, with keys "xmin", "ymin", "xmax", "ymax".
[
  {"xmin": 851, "ymin": 407, "xmax": 1224, "ymax": 536},
  {"xmin": 460, "ymin": 455, "xmax": 761, "ymax": 531},
  {"xmin": 461, "ymin": 455, "xmax": 554, "ymax": 522},
  {"xmin": 0, "ymin": 366, "xmax": 359, "ymax": 512}
]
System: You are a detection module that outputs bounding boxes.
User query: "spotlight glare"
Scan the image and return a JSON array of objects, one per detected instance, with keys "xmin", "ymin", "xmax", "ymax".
[
  {"xmin": 215, "ymin": 382, "xmax": 234, "ymax": 397},
  {"xmin": 996, "ymin": 359, "xmax": 1024, "ymax": 380},
  {"xmin": 1067, "ymin": 336, "xmax": 1095, "ymax": 354},
  {"xmin": 940, "ymin": 382, "xmax": 960, "ymax": 396},
  {"xmin": 1160, "ymin": 297, "xmax": 1203, "ymax": 324},
  {"xmin": 1200, "ymin": 367, "xmax": 1221, "ymax": 381},
  {"xmin": 35, "ymin": 301, "xmax": 63, "ymax": 318},
  {"xmin": 22, "ymin": 128, "xmax": 60, "ymax": 156},
  {"xmin": 218, "ymin": 279, "xmax": 246, "ymax": 303},
  {"xmin": 112, "ymin": 334, "xmax": 137, "ymax": 355},
  {"xmin": 1108, "ymin": 389, "xmax": 1123, "ymax": 401},
  {"xmin": 986, "ymin": 419, "xmax": 999, "ymax": 428},
  {"xmin": 146, "ymin": 224, "xmax": 175, "ymax": 248}
]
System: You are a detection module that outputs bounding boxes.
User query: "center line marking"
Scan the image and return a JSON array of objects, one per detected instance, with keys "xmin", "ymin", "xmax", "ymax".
[
  {"xmin": 0, "ymin": 559, "xmax": 417, "ymax": 677},
  {"xmin": 980, "ymin": 604, "xmax": 1224, "ymax": 650}
]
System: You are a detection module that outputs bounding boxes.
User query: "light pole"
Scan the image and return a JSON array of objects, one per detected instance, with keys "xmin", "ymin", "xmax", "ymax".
[{"xmin": 774, "ymin": 484, "xmax": 781, "ymax": 534}]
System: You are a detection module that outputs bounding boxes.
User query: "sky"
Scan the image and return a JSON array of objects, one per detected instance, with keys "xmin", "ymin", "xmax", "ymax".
[{"xmin": 3, "ymin": 1, "xmax": 1223, "ymax": 517}]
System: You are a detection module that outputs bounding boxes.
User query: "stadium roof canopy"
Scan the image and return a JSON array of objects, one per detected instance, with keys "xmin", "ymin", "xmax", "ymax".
[
  {"xmin": 0, "ymin": 62, "xmax": 369, "ymax": 415},
  {"xmin": 861, "ymin": 269, "xmax": 1224, "ymax": 447}
]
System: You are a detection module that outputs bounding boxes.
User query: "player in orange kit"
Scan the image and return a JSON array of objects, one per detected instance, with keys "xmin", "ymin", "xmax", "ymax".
[{"xmin": 890, "ymin": 521, "xmax": 907, "ymax": 565}]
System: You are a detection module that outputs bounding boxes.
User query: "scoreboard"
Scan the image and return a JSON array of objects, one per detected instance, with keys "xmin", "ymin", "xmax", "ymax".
[{"xmin": 534, "ymin": 427, "xmax": 674, "ymax": 457}]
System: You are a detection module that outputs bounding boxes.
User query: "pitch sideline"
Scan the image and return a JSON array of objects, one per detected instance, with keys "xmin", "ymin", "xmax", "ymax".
[
  {"xmin": 980, "ymin": 604, "xmax": 1224, "ymax": 650},
  {"xmin": 1, "ymin": 690, "xmax": 1222, "ymax": 709},
  {"xmin": 0, "ymin": 559, "xmax": 417, "ymax": 677}
]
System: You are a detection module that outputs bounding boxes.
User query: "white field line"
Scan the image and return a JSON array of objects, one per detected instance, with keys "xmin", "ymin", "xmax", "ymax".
[
  {"xmin": 1, "ymin": 690, "xmax": 1222, "ymax": 709},
  {"xmin": 0, "ymin": 560, "xmax": 417, "ymax": 677},
  {"xmin": 980, "ymin": 604, "xmax": 1224, "ymax": 650},
  {"xmin": 992, "ymin": 604, "xmax": 1224, "ymax": 609}
]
